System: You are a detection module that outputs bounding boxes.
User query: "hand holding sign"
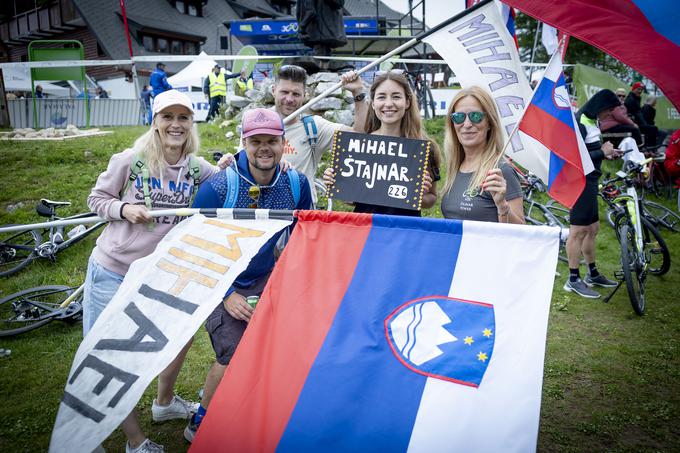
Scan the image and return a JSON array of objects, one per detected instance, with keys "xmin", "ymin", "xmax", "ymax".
[{"xmin": 328, "ymin": 131, "xmax": 432, "ymax": 211}]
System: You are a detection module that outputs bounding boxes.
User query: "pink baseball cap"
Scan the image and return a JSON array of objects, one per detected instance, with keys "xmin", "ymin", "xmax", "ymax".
[{"xmin": 241, "ymin": 108, "xmax": 284, "ymax": 138}]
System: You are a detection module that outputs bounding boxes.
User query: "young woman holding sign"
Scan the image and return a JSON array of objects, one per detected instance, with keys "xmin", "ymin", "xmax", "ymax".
[
  {"xmin": 440, "ymin": 86, "xmax": 524, "ymax": 224},
  {"xmin": 84, "ymin": 90, "xmax": 223, "ymax": 453},
  {"xmin": 323, "ymin": 70, "xmax": 441, "ymax": 216}
]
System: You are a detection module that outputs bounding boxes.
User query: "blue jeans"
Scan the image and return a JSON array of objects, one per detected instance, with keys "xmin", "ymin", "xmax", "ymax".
[{"xmin": 82, "ymin": 254, "xmax": 124, "ymax": 336}]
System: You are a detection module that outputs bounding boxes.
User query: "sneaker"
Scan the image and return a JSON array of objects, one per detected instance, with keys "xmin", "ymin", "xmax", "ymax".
[
  {"xmin": 126, "ymin": 438, "xmax": 164, "ymax": 453},
  {"xmin": 184, "ymin": 419, "xmax": 199, "ymax": 443},
  {"xmin": 563, "ymin": 278, "xmax": 601, "ymax": 299},
  {"xmin": 151, "ymin": 395, "xmax": 199, "ymax": 422},
  {"xmin": 584, "ymin": 273, "xmax": 618, "ymax": 288}
]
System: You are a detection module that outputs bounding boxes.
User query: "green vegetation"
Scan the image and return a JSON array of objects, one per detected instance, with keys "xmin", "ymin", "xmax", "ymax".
[{"xmin": 0, "ymin": 122, "xmax": 678, "ymax": 451}]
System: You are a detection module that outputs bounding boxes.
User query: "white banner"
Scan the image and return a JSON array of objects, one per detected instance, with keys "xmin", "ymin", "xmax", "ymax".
[
  {"xmin": 422, "ymin": 0, "xmax": 552, "ymax": 182},
  {"xmin": 50, "ymin": 214, "xmax": 292, "ymax": 453}
]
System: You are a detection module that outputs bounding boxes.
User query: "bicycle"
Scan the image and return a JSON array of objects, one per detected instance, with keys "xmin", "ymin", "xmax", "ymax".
[
  {"xmin": 602, "ymin": 180, "xmax": 680, "ymax": 233},
  {"xmin": 600, "ymin": 159, "xmax": 671, "ymax": 315},
  {"xmin": 0, "ymin": 284, "xmax": 83, "ymax": 337},
  {"xmin": 517, "ymin": 171, "xmax": 571, "ymax": 262},
  {"xmin": 0, "ymin": 199, "xmax": 106, "ymax": 277}
]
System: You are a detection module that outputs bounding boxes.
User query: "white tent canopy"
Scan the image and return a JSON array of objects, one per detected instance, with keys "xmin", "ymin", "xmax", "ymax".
[
  {"xmin": 168, "ymin": 51, "xmax": 233, "ymax": 89},
  {"xmin": 167, "ymin": 51, "xmax": 234, "ymax": 122},
  {"xmin": 2, "ymin": 65, "xmax": 71, "ymax": 97}
]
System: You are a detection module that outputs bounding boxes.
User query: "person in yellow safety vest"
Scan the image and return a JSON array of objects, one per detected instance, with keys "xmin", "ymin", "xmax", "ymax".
[
  {"xmin": 204, "ymin": 64, "xmax": 238, "ymax": 122},
  {"xmin": 234, "ymin": 68, "xmax": 254, "ymax": 97}
]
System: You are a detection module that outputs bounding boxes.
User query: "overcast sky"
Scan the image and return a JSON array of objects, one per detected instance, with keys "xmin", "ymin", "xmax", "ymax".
[{"xmin": 380, "ymin": 0, "xmax": 467, "ymax": 28}]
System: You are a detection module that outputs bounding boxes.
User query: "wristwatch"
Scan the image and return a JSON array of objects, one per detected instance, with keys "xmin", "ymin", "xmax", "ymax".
[{"xmin": 354, "ymin": 92, "xmax": 367, "ymax": 102}]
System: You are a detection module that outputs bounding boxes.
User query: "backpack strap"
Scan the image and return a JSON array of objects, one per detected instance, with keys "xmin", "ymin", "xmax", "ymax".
[
  {"xmin": 187, "ymin": 155, "xmax": 201, "ymax": 205},
  {"xmin": 222, "ymin": 166, "xmax": 240, "ymax": 208},
  {"xmin": 287, "ymin": 168, "xmax": 301, "ymax": 206},
  {"xmin": 301, "ymin": 115, "xmax": 319, "ymax": 172},
  {"xmin": 119, "ymin": 151, "xmax": 152, "ymax": 211}
]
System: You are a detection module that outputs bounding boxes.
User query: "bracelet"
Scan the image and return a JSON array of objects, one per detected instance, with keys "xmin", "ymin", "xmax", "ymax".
[{"xmin": 120, "ymin": 202, "xmax": 129, "ymax": 219}]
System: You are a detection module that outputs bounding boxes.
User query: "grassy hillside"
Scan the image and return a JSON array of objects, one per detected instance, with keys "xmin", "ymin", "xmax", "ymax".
[{"xmin": 0, "ymin": 121, "xmax": 678, "ymax": 452}]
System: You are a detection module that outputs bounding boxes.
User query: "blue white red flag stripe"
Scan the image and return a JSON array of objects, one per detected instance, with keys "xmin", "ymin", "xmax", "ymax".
[
  {"xmin": 519, "ymin": 50, "xmax": 587, "ymax": 208},
  {"xmin": 504, "ymin": 0, "xmax": 680, "ymax": 110},
  {"xmin": 191, "ymin": 211, "xmax": 560, "ymax": 452}
]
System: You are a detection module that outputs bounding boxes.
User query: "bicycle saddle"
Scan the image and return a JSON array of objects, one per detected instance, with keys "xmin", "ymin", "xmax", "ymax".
[{"xmin": 40, "ymin": 199, "xmax": 71, "ymax": 208}]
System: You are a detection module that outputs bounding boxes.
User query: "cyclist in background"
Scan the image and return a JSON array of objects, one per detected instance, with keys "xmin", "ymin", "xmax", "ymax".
[{"xmin": 565, "ymin": 89, "xmax": 622, "ymax": 299}]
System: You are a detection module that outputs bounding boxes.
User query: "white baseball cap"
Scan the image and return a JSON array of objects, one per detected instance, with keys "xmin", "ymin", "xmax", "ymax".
[{"xmin": 153, "ymin": 89, "xmax": 194, "ymax": 116}]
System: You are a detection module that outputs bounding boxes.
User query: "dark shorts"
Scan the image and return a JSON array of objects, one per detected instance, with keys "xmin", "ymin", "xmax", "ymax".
[
  {"xmin": 206, "ymin": 273, "xmax": 270, "ymax": 365},
  {"xmin": 569, "ymin": 179, "xmax": 599, "ymax": 226}
]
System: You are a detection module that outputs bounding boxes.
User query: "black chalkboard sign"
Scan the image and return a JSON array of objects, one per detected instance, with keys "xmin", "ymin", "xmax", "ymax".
[{"xmin": 328, "ymin": 131, "xmax": 432, "ymax": 211}]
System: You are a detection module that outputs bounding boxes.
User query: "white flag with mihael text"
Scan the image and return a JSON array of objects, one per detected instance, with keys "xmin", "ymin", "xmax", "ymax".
[{"xmin": 49, "ymin": 213, "xmax": 291, "ymax": 453}]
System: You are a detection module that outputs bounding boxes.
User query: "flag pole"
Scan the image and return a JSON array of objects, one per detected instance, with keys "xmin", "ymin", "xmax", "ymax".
[
  {"xmin": 283, "ymin": 0, "xmax": 494, "ymax": 124},
  {"xmin": 495, "ymin": 37, "xmax": 565, "ymax": 167},
  {"xmin": 0, "ymin": 209, "xmax": 297, "ymax": 234}
]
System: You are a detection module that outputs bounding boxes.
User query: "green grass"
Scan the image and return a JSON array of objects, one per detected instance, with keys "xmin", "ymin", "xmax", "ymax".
[{"xmin": 0, "ymin": 123, "xmax": 679, "ymax": 452}]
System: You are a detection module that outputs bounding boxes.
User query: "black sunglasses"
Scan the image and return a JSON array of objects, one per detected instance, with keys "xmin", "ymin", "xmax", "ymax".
[{"xmin": 450, "ymin": 111, "xmax": 485, "ymax": 125}]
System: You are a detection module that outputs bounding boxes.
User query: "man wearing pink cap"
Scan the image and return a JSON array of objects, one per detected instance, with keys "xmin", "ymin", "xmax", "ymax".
[{"xmin": 185, "ymin": 108, "xmax": 312, "ymax": 442}]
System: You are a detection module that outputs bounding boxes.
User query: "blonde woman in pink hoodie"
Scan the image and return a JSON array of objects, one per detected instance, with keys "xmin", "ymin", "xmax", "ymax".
[{"xmin": 84, "ymin": 90, "xmax": 219, "ymax": 453}]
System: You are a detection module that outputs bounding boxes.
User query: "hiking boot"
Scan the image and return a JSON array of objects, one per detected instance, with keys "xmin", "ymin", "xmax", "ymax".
[
  {"xmin": 184, "ymin": 419, "xmax": 200, "ymax": 443},
  {"xmin": 584, "ymin": 273, "xmax": 618, "ymax": 288},
  {"xmin": 563, "ymin": 278, "xmax": 600, "ymax": 299},
  {"xmin": 151, "ymin": 395, "xmax": 198, "ymax": 422},
  {"xmin": 125, "ymin": 439, "xmax": 164, "ymax": 453}
]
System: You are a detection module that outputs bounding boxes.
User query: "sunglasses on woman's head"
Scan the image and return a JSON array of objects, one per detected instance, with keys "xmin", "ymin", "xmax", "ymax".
[
  {"xmin": 450, "ymin": 111, "xmax": 485, "ymax": 125},
  {"xmin": 373, "ymin": 68, "xmax": 406, "ymax": 82},
  {"xmin": 248, "ymin": 185, "xmax": 260, "ymax": 209}
]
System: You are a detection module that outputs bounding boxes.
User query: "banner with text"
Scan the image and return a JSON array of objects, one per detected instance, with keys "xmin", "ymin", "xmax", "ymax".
[
  {"xmin": 49, "ymin": 214, "xmax": 291, "ymax": 453},
  {"xmin": 329, "ymin": 131, "xmax": 432, "ymax": 211},
  {"xmin": 422, "ymin": 0, "xmax": 594, "ymax": 183},
  {"xmin": 572, "ymin": 64, "xmax": 680, "ymax": 130}
]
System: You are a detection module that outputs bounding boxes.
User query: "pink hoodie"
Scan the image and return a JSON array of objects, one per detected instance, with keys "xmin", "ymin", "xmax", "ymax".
[
  {"xmin": 88, "ymin": 148, "xmax": 218, "ymax": 275},
  {"xmin": 599, "ymin": 104, "xmax": 637, "ymax": 132}
]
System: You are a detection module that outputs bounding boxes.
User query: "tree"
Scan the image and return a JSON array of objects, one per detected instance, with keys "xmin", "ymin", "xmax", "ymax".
[{"xmin": 514, "ymin": 11, "xmax": 632, "ymax": 83}]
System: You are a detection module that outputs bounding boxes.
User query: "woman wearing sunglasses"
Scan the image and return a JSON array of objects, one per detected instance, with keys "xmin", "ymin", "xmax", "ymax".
[
  {"xmin": 324, "ymin": 70, "xmax": 441, "ymax": 216},
  {"xmin": 440, "ymin": 86, "xmax": 524, "ymax": 224}
]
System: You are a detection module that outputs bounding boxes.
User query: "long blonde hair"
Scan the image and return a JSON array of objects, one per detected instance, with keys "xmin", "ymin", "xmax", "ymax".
[
  {"xmin": 443, "ymin": 86, "xmax": 505, "ymax": 194},
  {"xmin": 131, "ymin": 114, "xmax": 200, "ymax": 175},
  {"xmin": 365, "ymin": 71, "xmax": 441, "ymax": 169}
]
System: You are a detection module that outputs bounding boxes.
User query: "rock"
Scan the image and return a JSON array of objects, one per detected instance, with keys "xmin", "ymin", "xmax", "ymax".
[
  {"xmin": 323, "ymin": 109, "xmax": 355, "ymax": 126},
  {"xmin": 227, "ymin": 95, "xmax": 250, "ymax": 109},
  {"xmin": 313, "ymin": 82, "xmax": 344, "ymax": 97},
  {"xmin": 225, "ymin": 131, "xmax": 235, "ymax": 139},
  {"xmin": 24, "ymin": 132, "xmax": 40, "ymax": 138},
  {"xmin": 40, "ymin": 128, "xmax": 55, "ymax": 137},
  {"xmin": 258, "ymin": 78, "xmax": 275, "ymax": 104},
  {"xmin": 84, "ymin": 150, "xmax": 93, "ymax": 158},
  {"xmin": 308, "ymin": 72, "xmax": 341, "ymax": 84},
  {"xmin": 6, "ymin": 201, "xmax": 25, "ymax": 213},
  {"xmin": 219, "ymin": 120, "xmax": 234, "ymax": 129},
  {"xmin": 309, "ymin": 97, "xmax": 343, "ymax": 112},
  {"xmin": 245, "ymin": 89, "xmax": 265, "ymax": 104}
]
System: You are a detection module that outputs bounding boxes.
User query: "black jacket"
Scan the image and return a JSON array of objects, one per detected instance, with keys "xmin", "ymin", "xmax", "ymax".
[
  {"xmin": 296, "ymin": 0, "xmax": 347, "ymax": 48},
  {"xmin": 624, "ymin": 92, "xmax": 646, "ymax": 126}
]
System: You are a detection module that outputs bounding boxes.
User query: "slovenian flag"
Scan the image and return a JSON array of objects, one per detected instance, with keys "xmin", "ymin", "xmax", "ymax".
[
  {"xmin": 518, "ymin": 49, "xmax": 589, "ymax": 208},
  {"xmin": 191, "ymin": 211, "xmax": 559, "ymax": 452}
]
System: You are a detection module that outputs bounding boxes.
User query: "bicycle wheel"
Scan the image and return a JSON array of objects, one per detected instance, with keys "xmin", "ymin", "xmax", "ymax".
[
  {"xmin": 619, "ymin": 224, "xmax": 646, "ymax": 315},
  {"xmin": 642, "ymin": 200, "xmax": 680, "ymax": 232},
  {"xmin": 0, "ymin": 227, "xmax": 41, "ymax": 277},
  {"xmin": 0, "ymin": 285, "xmax": 75, "ymax": 337},
  {"xmin": 641, "ymin": 217, "xmax": 671, "ymax": 276},
  {"xmin": 546, "ymin": 204, "xmax": 570, "ymax": 228}
]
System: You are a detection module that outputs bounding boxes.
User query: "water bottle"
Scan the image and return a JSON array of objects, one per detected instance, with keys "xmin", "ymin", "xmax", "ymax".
[{"xmin": 67, "ymin": 224, "xmax": 87, "ymax": 239}]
